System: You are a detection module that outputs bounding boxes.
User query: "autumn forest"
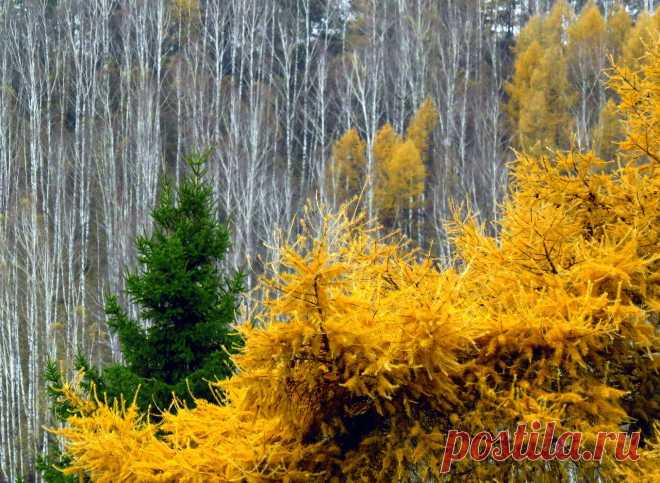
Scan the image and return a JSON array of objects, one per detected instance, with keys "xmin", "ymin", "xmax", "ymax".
[{"xmin": 0, "ymin": 0, "xmax": 658, "ymax": 481}]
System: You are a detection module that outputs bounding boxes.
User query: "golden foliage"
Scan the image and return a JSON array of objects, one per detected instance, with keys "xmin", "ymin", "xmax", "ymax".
[
  {"xmin": 374, "ymin": 140, "xmax": 426, "ymax": 213},
  {"xmin": 331, "ymin": 99, "xmax": 436, "ymax": 217},
  {"xmin": 568, "ymin": 2, "xmax": 606, "ymax": 53},
  {"xmin": 615, "ymin": 422, "xmax": 660, "ymax": 482},
  {"xmin": 373, "ymin": 98, "xmax": 436, "ymax": 215},
  {"xmin": 55, "ymin": 207, "xmax": 478, "ymax": 481},
  {"xmin": 592, "ymin": 98, "xmax": 623, "ymax": 160},
  {"xmin": 404, "ymin": 97, "xmax": 438, "ymax": 158},
  {"xmin": 610, "ymin": 39, "xmax": 660, "ymax": 163},
  {"xmin": 606, "ymin": 5, "xmax": 632, "ymax": 60},
  {"xmin": 622, "ymin": 8, "xmax": 660, "ymax": 70},
  {"xmin": 506, "ymin": 24, "xmax": 575, "ymax": 152},
  {"xmin": 329, "ymin": 128, "xmax": 367, "ymax": 202},
  {"xmin": 507, "ymin": 3, "xmax": 658, "ymax": 153},
  {"xmin": 542, "ymin": 0, "xmax": 575, "ymax": 45},
  {"xmin": 53, "ymin": 40, "xmax": 659, "ymax": 482},
  {"xmin": 171, "ymin": 0, "xmax": 200, "ymax": 20},
  {"xmin": 372, "ymin": 122, "xmax": 401, "ymax": 166}
]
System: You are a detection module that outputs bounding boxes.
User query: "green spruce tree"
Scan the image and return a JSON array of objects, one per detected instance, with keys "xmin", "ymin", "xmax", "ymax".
[
  {"xmin": 100, "ymin": 152, "xmax": 244, "ymax": 412},
  {"xmin": 41, "ymin": 152, "xmax": 244, "ymax": 480}
]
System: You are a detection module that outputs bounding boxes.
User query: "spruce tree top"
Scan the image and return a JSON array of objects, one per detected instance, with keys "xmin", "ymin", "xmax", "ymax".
[{"xmin": 102, "ymin": 153, "xmax": 244, "ymax": 412}]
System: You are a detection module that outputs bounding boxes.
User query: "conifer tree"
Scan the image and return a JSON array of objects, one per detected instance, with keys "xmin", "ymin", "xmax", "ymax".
[
  {"xmin": 622, "ymin": 8, "xmax": 660, "ymax": 69},
  {"xmin": 506, "ymin": 1, "xmax": 575, "ymax": 152},
  {"xmin": 40, "ymin": 152, "xmax": 243, "ymax": 479},
  {"xmin": 508, "ymin": 4, "xmax": 658, "ymax": 155},
  {"xmin": 404, "ymin": 97, "xmax": 438, "ymax": 159},
  {"xmin": 329, "ymin": 127, "xmax": 368, "ymax": 204},
  {"xmin": 331, "ymin": 99, "xmax": 437, "ymax": 222},
  {"xmin": 98, "ymin": 152, "xmax": 244, "ymax": 412},
  {"xmin": 606, "ymin": 5, "xmax": 632, "ymax": 61}
]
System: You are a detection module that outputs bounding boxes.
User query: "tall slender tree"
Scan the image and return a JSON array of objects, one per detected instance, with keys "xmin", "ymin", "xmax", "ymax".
[{"xmin": 96, "ymin": 152, "xmax": 244, "ymax": 412}]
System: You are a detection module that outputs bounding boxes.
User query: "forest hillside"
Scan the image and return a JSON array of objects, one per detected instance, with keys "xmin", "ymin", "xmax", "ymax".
[{"xmin": 0, "ymin": 1, "xmax": 658, "ymax": 481}]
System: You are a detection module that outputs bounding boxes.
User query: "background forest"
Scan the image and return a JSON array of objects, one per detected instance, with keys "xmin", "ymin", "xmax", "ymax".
[{"xmin": 0, "ymin": 0, "xmax": 657, "ymax": 481}]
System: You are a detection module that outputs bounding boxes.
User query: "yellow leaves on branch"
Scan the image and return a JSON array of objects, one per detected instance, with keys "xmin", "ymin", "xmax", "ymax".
[
  {"xmin": 53, "ymin": 42, "xmax": 659, "ymax": 481},
  {"xmin": 609, "ymin": 39, "xmax": 660, "ymax": 163},
  {"xmin": 57, "ymin": 401, "xmax": 159, "ymax": 482}
]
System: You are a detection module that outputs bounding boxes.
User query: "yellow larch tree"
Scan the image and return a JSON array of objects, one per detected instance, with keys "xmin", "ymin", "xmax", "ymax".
[
  {"xmin": 568, "ymin": 2, "xmax": 606, "ymax": 53},
  {"xmin": 605, "ymin": 5, "xmax": 632, "ymax": 62},
  {"xmin": 622, "ymin": 8, "xmax": 660, "ymax": 70},
  {"xmin": 372, "ymin": 122, "xmax": 401, "ymax": 166},
  {"xmin": 329, "ymin": 128, "xmax": 367, "ymax": 204},
  {"xmin": 51, "ymin": 37, "xmax": 659, "ymax": 483},
  {"xmin": 506, "ymin": 1, "xmax": 575, "ymax": 152},
  {"xmin": 507, "ymin": 41, "xmax": 574, "ymax": 152},
  {"xmin": 445, "ymin": 37, "xmax": 660, "ymax": 480},
  {"xmin": 375, "ymin": 140, "xmax": 426, "ymax": 214},
  {"xmin": 372, "ymin": 122, "xmax": 402, "ymax": 213},
  {"xmin": 373, "ymin": 99, "xmax": 437, "ymax": 218},
  {"xmin": 332, "ymin": 99, "xmax": 436, "ymax": 222},
  {"xmin": 404, "ymin": 97, "xmax": 438, "ymax": 159},
  {"xmin": 541, "ymin": 0, "xmax": 574, "ymax": 46},
  {"xmin": 507, "ymin": 2, "xmax": 656, "ymax": 154},
  {"xmin": 591, "ymin": 98, "xmax": 624, "ymax": 160}
]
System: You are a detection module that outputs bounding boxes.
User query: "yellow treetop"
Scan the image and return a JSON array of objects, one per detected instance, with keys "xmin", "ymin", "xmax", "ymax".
[
  {"xmin": 375, "ymin": 140, "xmax": 426, "ymax": 213},
  {"xmin": 331, "ymin": 100, "xmax": 436, "ymax": 219},
  {"xmin": 606, "ymin": 5, "xmax": 632, "ymax": 60},
  {"xmin": 506, "ymin": 1, "xmax": 581, "ymax": 152},
  {"xmin": 514, "ymin": 15, "xmax": 543, "ymax": 55},
  {"xmin": 372, "ymin": 99, "xmax": 437, "ymax": 217},
  {"xmin": 568, "ymin": 2, "xmax": 606, "ymax": 52},
  {"xmin": 622, "ymin": 8, "xmax": 660, "ymax": 69},
  {"xmin": 542, "ymin": 0, "xmax": 574, "ymax": 45},
  {"xmin": 373, "ymin": 122, "xmax": 401, "ymax": 166},
  {"xmin": 507, "ymin": 2, "xmax": 653, "ymax": 153},
  {"xmin": 404, "ymin": 97, "xmax": 439, "ymax": 158},
  {"xmin": 329, "ymin": 128, "xmax": 367, "ymax": 202}
]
